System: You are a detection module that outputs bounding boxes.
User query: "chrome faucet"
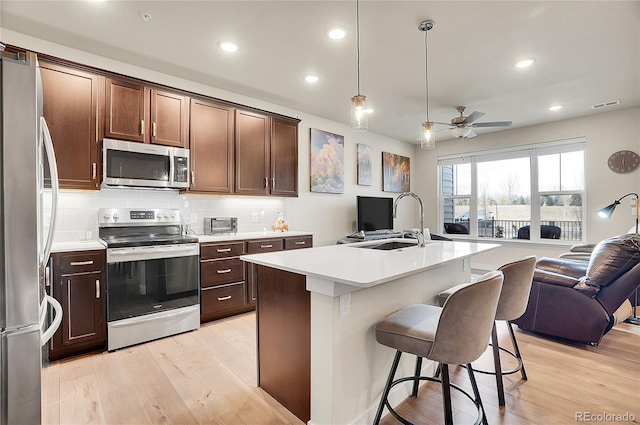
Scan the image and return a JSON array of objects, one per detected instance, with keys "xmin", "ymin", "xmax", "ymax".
[{"xmin": 393, "ymin": 192, "xmax": 426, "ymax": 247}]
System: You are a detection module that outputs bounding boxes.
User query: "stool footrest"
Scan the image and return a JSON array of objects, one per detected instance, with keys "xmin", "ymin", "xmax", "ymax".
[{"xmin": 470, "ymin": 344, "xmax": 526, "ymax": 377}]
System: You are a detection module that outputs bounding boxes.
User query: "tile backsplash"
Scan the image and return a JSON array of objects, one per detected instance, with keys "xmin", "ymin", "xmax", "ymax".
[{"xmin": 46, "ymin": 188, "xmax": 287, "ymax": 243}]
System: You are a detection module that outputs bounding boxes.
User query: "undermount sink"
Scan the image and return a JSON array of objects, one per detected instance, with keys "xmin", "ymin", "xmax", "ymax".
[{"xmin": 355, "ymin": 240, "xmax": 418, "ymax": 251}]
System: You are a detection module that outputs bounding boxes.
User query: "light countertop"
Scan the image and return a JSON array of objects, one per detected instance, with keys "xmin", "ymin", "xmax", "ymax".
[
  {"xmin": 241, "ymin": 238, "xmax": 500, "ymax": 288},
  {"xmin": 197, "ymin": 230, "xmax": 313, "ymax": 243},
  {"xmin": 51, "ymin": 240, "xmax": 106, "ymax": 253},
  {"xmin": 51, "ymin": 230, "xmax": 313, "ymax": 253}
]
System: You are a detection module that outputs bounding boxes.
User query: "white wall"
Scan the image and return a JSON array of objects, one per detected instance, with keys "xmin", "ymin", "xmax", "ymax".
[
  {"xmin": 3, "ymin": 29, "xmax": 415, "ymax": 247},
  {"xmin": 413, "ymin": 106, "xmax": 640, "ymax": 269}
]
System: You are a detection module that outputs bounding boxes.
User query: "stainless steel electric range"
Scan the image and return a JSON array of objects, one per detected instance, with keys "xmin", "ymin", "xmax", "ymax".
[{"xmin": 99, "ymin": 208, "xmax": 200, "ymax": 351}]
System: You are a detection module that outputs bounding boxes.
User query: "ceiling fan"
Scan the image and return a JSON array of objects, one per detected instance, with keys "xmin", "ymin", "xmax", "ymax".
[{"xmin": 436, "ymin": 106, "xmax": 512, "ymax": 139}]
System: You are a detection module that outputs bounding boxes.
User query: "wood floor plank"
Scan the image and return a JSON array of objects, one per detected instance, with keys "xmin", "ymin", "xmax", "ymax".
[{"xmin": 43, "ymin": 312, "xmax": 639, "ymax": 425}]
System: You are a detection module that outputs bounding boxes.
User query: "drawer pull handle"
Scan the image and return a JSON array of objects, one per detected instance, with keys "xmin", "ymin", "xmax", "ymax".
[
  {"xmin": 70, "ymin": 260, "xmax": 94, "ymax": 266},
  {"xmin": 260, "ymin": 244, "xmax": 273, "ymax": 249},
  {"xmin": 95, "ymin": 280, "xmax": 100, "ymax": 299},
  {"xmin": 216, "ymin": 248, "xmax": 232, "ymax": 253},
  {"xmin": 217, "ymin": 295, "xmax": 232, "ymax": 301},
  {"xmin": 216, "ymin": 269, "xmax": 232, "ymax": 274},
  {"xmin": 294, "ymin": 241, "xmax": 306, "ymax": 245}
]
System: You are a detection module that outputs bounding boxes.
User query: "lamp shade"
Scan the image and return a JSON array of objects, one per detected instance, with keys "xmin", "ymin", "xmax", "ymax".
[{"xmin": 596, "ymin": 201, "xmax": 619, "ymax": 219}]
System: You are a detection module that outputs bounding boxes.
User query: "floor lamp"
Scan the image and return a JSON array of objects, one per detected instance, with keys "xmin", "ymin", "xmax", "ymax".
[{"xmin": 596, "ymin": 192, "xmax": 639, "ymax": 325}]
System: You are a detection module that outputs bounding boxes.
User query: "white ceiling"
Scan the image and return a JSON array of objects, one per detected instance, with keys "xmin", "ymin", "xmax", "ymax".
[{"xmin": 1, "ymin": 1, "xmax": 638, "ymax": 144}]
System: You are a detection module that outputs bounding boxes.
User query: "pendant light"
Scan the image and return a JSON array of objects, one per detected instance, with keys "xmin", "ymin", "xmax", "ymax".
[
  {"xmin": 419, "ymin": 20, "xmax": 435, "ymax": 149},
  {"xmin": 351, "ymin": 0, "xmax": 368, "ymax": 131}
]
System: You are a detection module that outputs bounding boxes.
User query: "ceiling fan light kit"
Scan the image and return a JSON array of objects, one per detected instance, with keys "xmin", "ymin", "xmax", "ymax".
[
  {"xmin": 350, "ymin": 0, "xmax": 368, "ymax": 131},
  {"xmin": 419, "ymin": 19, "xmax": 435, "ymax": 149}
]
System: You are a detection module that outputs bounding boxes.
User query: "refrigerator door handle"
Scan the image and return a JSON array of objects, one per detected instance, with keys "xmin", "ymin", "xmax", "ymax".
[
  {"xmin": 40, "ymin": 295, "xmax": 62, "ymax": 346},
  {"xmin": 40, "ymin": 116, "xmax": 59, "ymax": 269}
]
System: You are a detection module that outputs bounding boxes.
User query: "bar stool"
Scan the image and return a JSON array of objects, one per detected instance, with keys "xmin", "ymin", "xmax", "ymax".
[
  {"xmin": 437, "ymin": 256, "xmax": 536, "ymax": 406},
  {"xmin": 374, "ymin": 271, "xmax": 504, "ymax": 425}
]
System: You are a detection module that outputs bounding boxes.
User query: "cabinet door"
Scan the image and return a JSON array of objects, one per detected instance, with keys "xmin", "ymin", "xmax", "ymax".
[
  {"xmin": 150, "ymin": 89, "xmax": 189, "ymax": 148},
  {"xmin": 59, "ymin": 273, "xmax": 105, "ymax": 347},
  {"xmin": 105, "ymin": 78, "xmax": 147, "ymax": 142},
  {"xmin": 235, "ymin": 110, "xmax": 270, "ymax": 195},
  {"xmin": 190, "ymin": 99, "xmax": 235, "ymax": 192},
  {"xmin": 271, "ymin": 117, "xmax": 299, "ymax": 196},
  {"xmin": 40, "ymin": 62, "xmax": 101, "ymax": 190}
]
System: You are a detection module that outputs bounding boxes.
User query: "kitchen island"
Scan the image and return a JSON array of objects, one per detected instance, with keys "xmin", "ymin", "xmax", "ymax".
[{"xmin": 241, "ymin": 238, "xmax": 499, "ymax": 425}]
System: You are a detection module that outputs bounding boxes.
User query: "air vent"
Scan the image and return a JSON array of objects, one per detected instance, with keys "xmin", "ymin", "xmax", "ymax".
[{"xmin": 591, "ymin": 99, "xmax": 620, "ymax": 109}]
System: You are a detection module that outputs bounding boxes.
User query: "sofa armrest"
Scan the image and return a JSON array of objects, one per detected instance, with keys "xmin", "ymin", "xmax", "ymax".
[{"xmin": 533, "ymin": 269, "xmax": 580, "ymax": 288}]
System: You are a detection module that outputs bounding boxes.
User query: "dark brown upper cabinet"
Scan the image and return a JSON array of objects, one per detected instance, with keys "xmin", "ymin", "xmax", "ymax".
[
  {"xmin": 189, "ymin": 98, "xmax": 235, "ymax": 193},
  {"xmin": 235, "ymin": 110, "xmax": 271, "ymax": 195},
  {"xmin": 105, "ymin": 78, "xmax": 189, "ymax": 148},
  {"xmin": 40, "ymin": 61, "xmax": 102, "ymax": 190},
  {"xmin": 270, "ymin": 117, "xmax": 299, "ymax": 197},
  {"xmin": 235, "ymin": 111, "xmax": 300, "ymax": 197}
]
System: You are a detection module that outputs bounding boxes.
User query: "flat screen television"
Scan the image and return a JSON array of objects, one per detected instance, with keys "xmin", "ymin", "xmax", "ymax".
[{"xmin": 357, "ymin": 196, "xmax": 394, "ymax": 232}]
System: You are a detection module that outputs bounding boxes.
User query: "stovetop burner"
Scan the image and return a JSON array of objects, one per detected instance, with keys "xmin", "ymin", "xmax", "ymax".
[{"xmin": 101, "ymin": 234, "xmax": 198, "ymax": 248}]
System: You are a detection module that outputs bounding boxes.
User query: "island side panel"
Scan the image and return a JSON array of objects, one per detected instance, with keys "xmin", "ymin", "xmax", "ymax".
[
  {"xmin": 310, "ymin": 259, "xmax": 470, "ymax": 425},
  {"xmin": 256, "ymin": 265, "xmax": 311, "ymax": 423}
]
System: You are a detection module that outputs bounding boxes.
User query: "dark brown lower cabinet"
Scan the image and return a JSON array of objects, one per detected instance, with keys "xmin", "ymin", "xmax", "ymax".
[
  {"xmin": 256, "ymin": 265, "xmax": 310, "ymax": 422},
  {"xmin": 49, "ymin": 250, "xmax": 106, "ymax": 360}
]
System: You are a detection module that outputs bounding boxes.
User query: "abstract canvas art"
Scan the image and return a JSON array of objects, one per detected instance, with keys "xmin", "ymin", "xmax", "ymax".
[
  {"xmin": 310, "ymin": 128, "xmax": 344, "ymax": 193},
  {"xmin": 357, "ymin": 143, "xmax": 372, "ymax": 186},
  {"xmin": 382, "ymin": 152, "xmax": 410, "ymax": 193}
]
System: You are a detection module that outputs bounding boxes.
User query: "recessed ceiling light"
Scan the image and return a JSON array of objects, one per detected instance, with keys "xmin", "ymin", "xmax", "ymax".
[
  {"xmin": 219, "ymin": 42, "xmax": 239, "ymax": 52},
  {"xmin": 139, "ymin": 12, "xmax": 152, "ymax": 22},
  {"xmin": 327, "ymin": 28, "xmax": 347, "ymax": 40},
  {"xmin": 549, "ymin": 105, "xmax": 563, "ymax": 111},
  {"xmin": 515, "ymin": 58, "xmax": 535, "ymax": 68},
  {"xmin": 304, "ymin": 75, "xmax": 319, "ymax": 83}
]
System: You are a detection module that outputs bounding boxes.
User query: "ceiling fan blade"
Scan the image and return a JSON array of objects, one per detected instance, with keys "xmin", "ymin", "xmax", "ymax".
[
  {"xmin": 464, "ymin": 111, "xmax": 485, "ymax": 124},
  {"xmin": 433, "ymin": 121, "xmax": 454, "ymax": 126},
  {"xmin": 466, "ymin": 130, "xmax": 477, "ymax": 138},
  {"xmin": 470, "ymin": 121, "xmax": 512, "ymax": 128}
]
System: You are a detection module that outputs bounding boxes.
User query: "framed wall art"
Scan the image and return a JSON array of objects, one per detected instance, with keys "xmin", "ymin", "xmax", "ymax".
[
  {"xmin": 310, "ymin": 128, "xmax": 344, "ymax": 194},
  {"xmin": 357, "ymin": 143, "xmax": 372, "ymax": 186},
  {"xmin": 382, "ymin": 152, "xmax": 410, "ymax": 193}
]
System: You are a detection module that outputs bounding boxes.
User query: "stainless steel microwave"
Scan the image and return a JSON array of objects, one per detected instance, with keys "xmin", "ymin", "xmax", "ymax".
[{"xmin": 102, "ymin": 139, "xmax": 190, "ymax": 189}]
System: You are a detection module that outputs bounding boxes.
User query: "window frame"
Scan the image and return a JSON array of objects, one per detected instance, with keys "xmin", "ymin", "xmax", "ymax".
[{"xmin": 437, "ymin": 138, "xmax": 586, "ymax": 244}]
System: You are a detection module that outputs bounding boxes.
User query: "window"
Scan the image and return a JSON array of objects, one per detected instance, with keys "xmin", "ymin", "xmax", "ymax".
[{"xmin": 439, "ymin": 139, "xmax": 585, "ymax": 242}]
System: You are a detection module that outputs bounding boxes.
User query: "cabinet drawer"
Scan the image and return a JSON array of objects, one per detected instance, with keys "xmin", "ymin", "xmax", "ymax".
[
  {"xmin": 247, "ymin": 238, "xmax": 283, "ymax": 254},
  {"xmin": 200, "ymin": 242, "xmax": 245, "ymax": 260},
  {"xmin": 201, "ymin": 282, "xmax": 245, "ymax": 314},
  {"xmin": 59, "ymin": 251, "xmax": 103, "ymax": 274},
  {"xmin": 201, "ymin": 258, "xmax": 244, "ymax": 287},
  {"xmin": 284, "ymin": 236, "xmax": 313, "ymax": 250}
]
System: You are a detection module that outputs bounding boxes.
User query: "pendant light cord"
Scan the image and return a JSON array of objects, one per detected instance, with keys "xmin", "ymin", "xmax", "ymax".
[
  {"xmin": 356, "ymin": 0, "xmax": 361, "ymax": 96},
  {"xmin": 424, "ymin": 26, "xmax": 430, "ymax": 122}
]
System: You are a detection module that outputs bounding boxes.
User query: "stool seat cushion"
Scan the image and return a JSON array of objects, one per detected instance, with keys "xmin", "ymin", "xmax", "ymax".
[{"xmin": 375, "ymin": 304, "xmax": 441, "ymax": 358}]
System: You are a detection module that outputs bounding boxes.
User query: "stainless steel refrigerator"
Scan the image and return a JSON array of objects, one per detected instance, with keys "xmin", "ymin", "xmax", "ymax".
[{"xmin": 0, "ymin": 47, "xmax": 62, "ymax": 424}]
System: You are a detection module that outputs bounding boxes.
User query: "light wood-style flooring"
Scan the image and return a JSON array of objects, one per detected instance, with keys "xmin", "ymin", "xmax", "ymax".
[{"xmin": 42, "ymin": 313, "xmax": 640, "ymax": 425}]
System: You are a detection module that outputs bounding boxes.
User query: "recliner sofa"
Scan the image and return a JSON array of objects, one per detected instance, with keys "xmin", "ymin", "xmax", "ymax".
[{"xmin": 513, "ymin": 234, "xmax": 640, "ymax": 345}]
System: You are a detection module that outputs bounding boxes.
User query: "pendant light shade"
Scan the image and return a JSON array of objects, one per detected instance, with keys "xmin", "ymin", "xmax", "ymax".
[
  {"xmin": 421, "ymin": 122, "xmax": 435, "ymax": 149},
  {"xmin": 351, "ymin": 0, "xmax": 368, "ymax": 131},
  {"xmin": 351, "ymin": 94, "xmax": 368, "ymax": 131},
  {"xmin": 419, "ymin": 20, "xmax": 435, "ymax": 149}
]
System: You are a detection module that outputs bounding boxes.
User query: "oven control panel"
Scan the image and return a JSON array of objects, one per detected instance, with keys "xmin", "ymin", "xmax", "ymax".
[{"xmin": 99, "ymin": 208, "xmax": 182, "ymax": 226}]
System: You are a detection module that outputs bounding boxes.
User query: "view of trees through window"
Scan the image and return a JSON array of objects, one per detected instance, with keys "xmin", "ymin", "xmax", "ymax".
[{"xmin": 440, "ymin": 141, "xmax": 585, "ymax": 242}]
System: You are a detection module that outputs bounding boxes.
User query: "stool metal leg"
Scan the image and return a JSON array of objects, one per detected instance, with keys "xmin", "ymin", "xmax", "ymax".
[
  {"xmin": 440, "ymin": 363, "xmax": 454, "ymax": 425},
  {"xmin": 374, "ymin": 351, "xmax": 402, "ymax": 425},
  {"xmin": 467, "ymin": 363, "xmax": 488, "ymax": 425},
  {"xmin": 507, "ymin": 321, "xmax": 527, "ymax": 380},
  {"xmin": 411, "ymin": 356, "xmax": 423, "ymax": 398},
  {"xmin": 491, "ymin": 322, "xmax": 506, "ymax": 407}
]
